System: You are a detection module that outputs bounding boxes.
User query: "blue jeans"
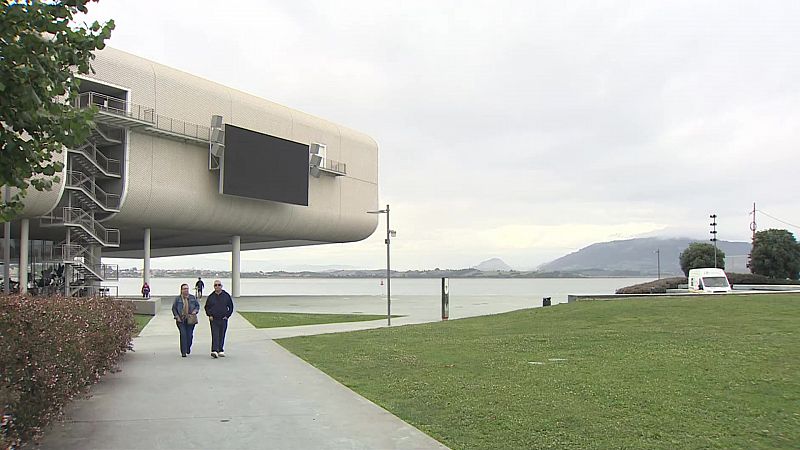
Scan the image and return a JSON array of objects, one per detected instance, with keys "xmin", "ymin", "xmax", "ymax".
[
  {"xmin": 210, "ymin": 318, "xmax": 228, "ymax": 352},
  {"xmin": 176, "ymin": 320, "xmax": 196, "ymax": 355}
]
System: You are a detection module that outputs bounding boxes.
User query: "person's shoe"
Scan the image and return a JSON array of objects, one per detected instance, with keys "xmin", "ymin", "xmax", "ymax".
[
  {"xmin": 217, "ymin": 352, "xmax": 225, "ymax": 357},
  {"xmin": 186, "ymin": 349, "xmax": 191, "ymax": 355},
  {"xmin": 211, "ymin": 352, "xmax": 218, "ymax": 358},
  {"xmin": 181, "ymin": 353, "xmax": 187, "ymax": 357}
]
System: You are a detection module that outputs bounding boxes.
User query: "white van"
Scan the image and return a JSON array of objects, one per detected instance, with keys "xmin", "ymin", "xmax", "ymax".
[{"xmin": 688, "ymin": 268, "xmax": 731, "ymax": 293}]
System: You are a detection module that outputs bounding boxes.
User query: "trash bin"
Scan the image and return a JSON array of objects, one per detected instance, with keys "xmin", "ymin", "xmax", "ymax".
[{"xmin": 543, "ymin": 297, "xmax": 551, "ymax": 307}]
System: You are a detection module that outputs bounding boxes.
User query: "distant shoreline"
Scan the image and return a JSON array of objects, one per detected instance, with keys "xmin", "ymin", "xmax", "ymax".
[{"xmin": 118, "ymin": 270, "xmax": 665, "ymax": 279}]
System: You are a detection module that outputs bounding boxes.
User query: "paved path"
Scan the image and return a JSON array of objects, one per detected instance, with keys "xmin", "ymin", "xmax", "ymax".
[{"xmin": 37, "ymin": 297, "xmax": 452, "ymax": 450}]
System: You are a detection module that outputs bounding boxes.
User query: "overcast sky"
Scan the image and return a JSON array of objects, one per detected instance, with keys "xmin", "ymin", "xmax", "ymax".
[{"xmin": 83, "ymin": 1, "xmax": 800, "ymax": 271}]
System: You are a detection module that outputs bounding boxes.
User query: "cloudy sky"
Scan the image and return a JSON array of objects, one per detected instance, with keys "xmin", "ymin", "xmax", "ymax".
[{"xmin": 83, "ymin": 1, "xmax": 799, "ymax": 271}]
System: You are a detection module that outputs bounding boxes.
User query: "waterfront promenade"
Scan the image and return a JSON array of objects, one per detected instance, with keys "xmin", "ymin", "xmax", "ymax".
[{"xmin": 36, "ymin": 294, "xmax": 552, "ymax": 449}]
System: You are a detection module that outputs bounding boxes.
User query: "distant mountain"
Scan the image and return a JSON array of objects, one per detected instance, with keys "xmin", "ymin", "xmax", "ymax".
[
  {"xmin": 474, "ymin": 258, "xmax": 512, "ymax": 271},
  {"xmin": 537, "ymin": 237, "xmax": 751, "ymax": 276}
]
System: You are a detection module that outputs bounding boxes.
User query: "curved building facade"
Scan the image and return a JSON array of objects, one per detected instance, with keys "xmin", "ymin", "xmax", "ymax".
[{"xmin": 2, "ymin": 47, "xmax": 379, "ymax": 297}]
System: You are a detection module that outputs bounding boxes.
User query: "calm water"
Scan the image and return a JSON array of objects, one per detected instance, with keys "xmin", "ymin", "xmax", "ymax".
[{"xmin": 114, "ymin": 277, "xmax": 652, "ymax": 299}]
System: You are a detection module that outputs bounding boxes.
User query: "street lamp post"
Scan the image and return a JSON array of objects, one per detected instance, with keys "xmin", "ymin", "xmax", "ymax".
[
  {"xmin": 368, "ymin": 204, "xmax": 395, "ymax": 326},
  {"xmin": 710, "ymin": 214, "xmax": 718, "ymax": 268},
  {"xmin": 655, "ymin": 248, "xmax": 661, "ymax": 280}
]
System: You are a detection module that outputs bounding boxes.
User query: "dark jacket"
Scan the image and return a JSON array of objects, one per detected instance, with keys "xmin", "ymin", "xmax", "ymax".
[
  {"xmin": 172, "ymin": 295, "xmax": 200, "ymax": 321},
  {"xmin": 204, "ymin": 290, "xmax": 234, "ymax": 319}
]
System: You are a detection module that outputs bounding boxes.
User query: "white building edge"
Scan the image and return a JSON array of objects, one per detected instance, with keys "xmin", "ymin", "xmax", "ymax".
[{"xmin": 1, "ymin": 47, "xmax": 379, "ymax": 298}]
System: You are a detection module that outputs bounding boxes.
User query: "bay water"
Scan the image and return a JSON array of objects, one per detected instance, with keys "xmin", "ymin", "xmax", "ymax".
[{"xmin": 115, "ymin": 277, "xmax": 652, "ymax": 300}]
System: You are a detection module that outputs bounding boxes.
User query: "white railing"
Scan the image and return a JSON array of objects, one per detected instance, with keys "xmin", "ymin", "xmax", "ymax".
[
  {"xmin": 71, "ymin": 142, "xmax": 121, "ymax": 176},
  {"xmin": 41, "ymin": 207, "xmax": 120, "ymax": 247},
  {"xmin": 74, "ymin": 91, "xmax": 210, "ymax": 141},
  {"xmin": 66, "ymin": 170, "xmax": 121, "ymax": 210}
]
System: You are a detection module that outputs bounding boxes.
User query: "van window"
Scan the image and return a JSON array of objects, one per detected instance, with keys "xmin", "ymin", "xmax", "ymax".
[{"xmin": 702, "ymin": 276, "xmax": 729, "ymax": 288}]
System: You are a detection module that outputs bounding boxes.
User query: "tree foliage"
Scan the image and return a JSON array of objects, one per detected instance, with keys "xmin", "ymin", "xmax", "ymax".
[
  {"xmin": 0, "ymin": 0, "xmax": 114, "ymax": 221},
  {"xmin": 750, "ymin": 229, "xmax": 800, "ymax": 280},
  {"xmin": 679, "ymin": 242, "xmax": 726, "ymax": 276}
]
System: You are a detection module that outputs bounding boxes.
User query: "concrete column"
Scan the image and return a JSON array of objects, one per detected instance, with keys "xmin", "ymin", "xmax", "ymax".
[
  {"xmin": 2, "ymin": 221, "xmax": 9, "ymax": 295},
  {"xmin": 90, "ymin": 245, "xmax": 102, "ymax": 289},
  {"xmin": 143, "ymin": 228, "xmax": 151, "ymax": 285},
  {"xmin": 231, "ymin": 235, "xmax": 240, "ymax": 298},
  {"xmin": 64, "ymin": 228, "xmax": 71, "ymax": 296},
  {"xmin": 2, "ymin": 186, "xmax": 9, "ymax": 295},
  {"xmin": 19, "ymin": 219, "xmax": 28, "ymax": 294}
]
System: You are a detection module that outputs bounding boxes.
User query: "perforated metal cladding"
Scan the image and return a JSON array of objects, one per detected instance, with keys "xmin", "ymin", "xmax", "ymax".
[
  {"xmin": 90, "ymin": 48, "xmax": 156, "ymax": 108},
  {"xmin": 16, "ymin": 151, "xmax": 67, "ymax": 218},
  {"xmin": 87, "ymin": 48, "xmax": 378, "ymax": 244}
]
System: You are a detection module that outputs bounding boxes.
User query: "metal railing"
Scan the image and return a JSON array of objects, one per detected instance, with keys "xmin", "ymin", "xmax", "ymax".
[
  {"xmin": 69, "ymin": 284, "xmax": 119, "ymax": 298},
  {"xmin": 74, "ymin": 91, "xmax": 155, "ymax": 124},
  {"xmin": 60, "ymin": 243, "xmax": 99, "ymax": 267},
  {"xmin": 41, "ymin": 207, "xmax": 120, "ymax": 247},
  {"xmin": 321, "ymin": 158, "xmax": 347, "ymax": 174},
  {"xmin": 150, "ymin": 114, "xmax": 210, "ymax": 141},
  {"xmin": 71, "ymin": 142, "xmax": 121, "ymax": 176},
  {"xmin": 74, "ymin": 91, "xmax": 210, "ymax": 141},
  {"xmin": 66, "ymin": 170, "xmax": 121, "ymax": 211},
  {"xmin": 59, "ymin": 244, "xmax": 119, "ymax": 282}
]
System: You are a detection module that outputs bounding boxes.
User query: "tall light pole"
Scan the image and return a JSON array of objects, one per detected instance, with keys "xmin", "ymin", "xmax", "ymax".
[
  {"xmin": 368, "ymin": 204, "xmax": 395, "ymax": 326},
  {"xmin": 709, "ymin": 214, "xmax": 718, "ymax": 268},
  {"xmin": 655, "ymin": 248, "xmax": 661, "ymax": 280}
]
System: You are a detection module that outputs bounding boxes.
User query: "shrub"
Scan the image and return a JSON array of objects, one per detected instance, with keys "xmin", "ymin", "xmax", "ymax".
[
  {"xmin": 616, "ymin": 274, "xmax": 800, "ymax": 294},
  {"xmin": 0, "ymin": 295, "xmax": 135, "ymax": 449},
  {"xmin": 615, "ymin": 277, "xmax": 686, "ymax": 294},
  {"xmin": 727, "ymin": 272, "xmax": 800, "ymax": 285}
]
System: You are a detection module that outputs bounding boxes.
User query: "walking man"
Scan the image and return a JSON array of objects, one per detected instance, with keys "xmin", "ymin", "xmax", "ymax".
[
  {"xmin": 204, "ymin": 279, "xmax": 234, "ymax": 358},
  {"xmin": 195, "ymin": 277, "xmax": 205, "ymax": 299}
]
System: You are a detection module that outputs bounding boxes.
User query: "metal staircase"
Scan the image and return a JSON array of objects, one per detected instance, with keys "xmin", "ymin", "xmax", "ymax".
[
  {"xmin": 65, "ymin": 170, "xmax": 121, "ymax": 212},
  {"xmin": 60, "ymin": 243, "xmax": 118, "ymax": 284},
  {"xmin": 69, "ymin": 141, "xmax": 121, "ymax": 179},
  {"xmin": 31, "ymin": 91, "xmax": 132, "ymax": 296},
  {"xmin": 40, "ymin": 207, "xmax": 120, "ymax": 247}
]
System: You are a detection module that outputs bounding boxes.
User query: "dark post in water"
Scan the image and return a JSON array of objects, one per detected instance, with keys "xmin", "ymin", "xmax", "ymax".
[{"xmin": 441, "ymin": 277, "xmax": 449, "ymax": 320}]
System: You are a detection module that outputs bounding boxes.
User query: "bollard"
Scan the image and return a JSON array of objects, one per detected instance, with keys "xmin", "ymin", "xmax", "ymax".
[
  {"xmin": 441, "ymin": 277, "xmax": 449, "ymax": 320},
  {"xmin": 542, "ymin": 297, "xmax": 551, "ymax": 307}
]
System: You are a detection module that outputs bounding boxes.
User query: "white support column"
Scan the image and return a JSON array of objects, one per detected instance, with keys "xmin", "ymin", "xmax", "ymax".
[
  {"xmin": 2, "ymin": 186, "xmax": 9, "ymax": 295},
  {"xmin": 231, "ymin": 235, "xmax": 240, "ymax": 298},
  {"xmin": 3, "ymin": 221, "xmax": 10, "ymax": 295},
  {"xmin": 143, "ymin": 228, "xmax": 151, "ymax": 285},
  {"xmin": 19, "ymin": 219, "xmax": 28, "ymax": 294},
  {"xmin": 64, "ymin": 228, "xmax": 71, "ymax": 296},
  {"xmin": 91, "ymin": 245, "xmax": 102, "ymax": 288}
]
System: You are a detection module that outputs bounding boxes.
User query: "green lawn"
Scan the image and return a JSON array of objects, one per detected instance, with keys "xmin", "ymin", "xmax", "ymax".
[
  {"xmin": 134, "ymin": 314, "xmax": 152, "ymax": 335},
  {"xmin": 277, "ymin": 294, "xmax": 800, "ymax": 450},
  {"xmin": 239, "ymin": 311, "xmax": 400, "ymax": 329}
]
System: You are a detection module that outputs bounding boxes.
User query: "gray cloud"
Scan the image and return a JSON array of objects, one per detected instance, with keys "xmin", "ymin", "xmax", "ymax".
[{"xmin": 86, "ymin": 1, "xmax": 800, "ymax": 270}]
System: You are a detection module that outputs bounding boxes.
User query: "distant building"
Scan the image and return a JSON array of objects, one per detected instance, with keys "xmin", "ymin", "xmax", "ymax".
[{"xmin": 1, "ymin": 48, "xmax": 379, "ymax": 297}]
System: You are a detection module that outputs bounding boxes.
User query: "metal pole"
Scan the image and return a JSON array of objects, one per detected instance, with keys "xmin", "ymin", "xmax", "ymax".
[
  {"xmin": 656, "ymin": 248, "xmax": 661, "ymax": 280},
  {"xmin": 710, "ymin": 214, "xmax": 718, "ymax": 268},
  {"xmin": 386, "ymin": 204, "xmax": 391, "ymax": 326}
]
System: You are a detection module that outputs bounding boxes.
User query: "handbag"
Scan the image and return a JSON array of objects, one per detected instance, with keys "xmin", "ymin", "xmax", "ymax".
[{"xmin": 186, "ymin": 313, "xmax": 198, "ymax": 325}]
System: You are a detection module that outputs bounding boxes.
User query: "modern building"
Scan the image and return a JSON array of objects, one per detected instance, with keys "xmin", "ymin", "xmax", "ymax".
[{"xmin": 1, "ymin": 47, "xmax": 379, "ymax": 297}]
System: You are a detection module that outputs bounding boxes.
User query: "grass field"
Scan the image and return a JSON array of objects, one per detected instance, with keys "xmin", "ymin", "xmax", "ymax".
[
  {"xmin": 239, "ymin": 311, "xmax": 399, "ymax": 329},
  {"xmin": 134, "ymin": 314, "xmax": 152, "ymax": 335},
  {"xmin": 278, "ymin": 294, "xmax": 800, "ymax": 449}
]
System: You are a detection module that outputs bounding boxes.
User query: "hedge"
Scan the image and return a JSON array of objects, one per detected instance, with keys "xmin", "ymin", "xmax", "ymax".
[
  {"xmin": 616, "ymin": 273, "xmax": 800, "ymax": 294},
  {"xmin": 0, "ymin": 295, "xmax": 135, "ymax": 449}
]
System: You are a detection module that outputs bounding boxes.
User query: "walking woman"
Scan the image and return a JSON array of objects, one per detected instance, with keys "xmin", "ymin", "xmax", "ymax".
[{"xmin": 172, "ymin": 283, "xmax": 200, "ymax": 357}]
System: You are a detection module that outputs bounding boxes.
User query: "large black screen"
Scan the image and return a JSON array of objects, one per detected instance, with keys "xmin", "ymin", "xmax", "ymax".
[{"xmin": 221, "ymin": 124, "xmax": 309, "ymax": 206}]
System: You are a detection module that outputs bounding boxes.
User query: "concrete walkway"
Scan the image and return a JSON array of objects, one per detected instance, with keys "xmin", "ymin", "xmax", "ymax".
[{"xmin": 36, "ymin": 298, "xmax": 450, "ymax": 450}]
